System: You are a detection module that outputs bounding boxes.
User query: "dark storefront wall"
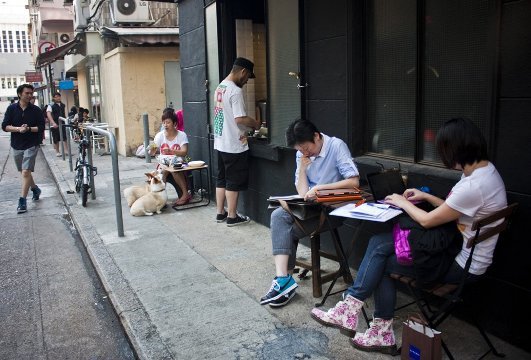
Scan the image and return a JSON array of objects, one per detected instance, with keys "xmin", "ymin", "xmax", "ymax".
[
  {"xmin": 487, "ymin": 0, "xmax": 531, "ymax": 350},
  {"xmin": 178, "ymin": 0, "xmax": 531, "ymax": 352}
]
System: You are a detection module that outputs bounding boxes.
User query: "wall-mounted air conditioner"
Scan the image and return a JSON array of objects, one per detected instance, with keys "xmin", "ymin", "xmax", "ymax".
[
  {"xmin": 111, "ymin": 0, "xmax": 153, "ymax": 24},
  {"xmin": 74, "ymin": 0, "xmax": 89, "ymax": 32},
  {"xmin": 58, "ymin": 33, "xmax": 74, "ymax": 45}
]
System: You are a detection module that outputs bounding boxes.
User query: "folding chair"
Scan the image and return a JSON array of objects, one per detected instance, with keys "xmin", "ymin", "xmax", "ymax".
[{"xmin": 391, "ymin": 203, "xmax": 518, "ymax": 360}]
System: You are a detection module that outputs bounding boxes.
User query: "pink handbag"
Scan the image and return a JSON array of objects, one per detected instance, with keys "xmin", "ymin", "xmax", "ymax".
[{"xmin": 393, "ymin": 222, "xmax": 413, "ymax": 265}]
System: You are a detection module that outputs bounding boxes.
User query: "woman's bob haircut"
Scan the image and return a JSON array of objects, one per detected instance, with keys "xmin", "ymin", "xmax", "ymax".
[{"xmin": 436, "ymin": 117, "xmax": 489, "ymax": 169}]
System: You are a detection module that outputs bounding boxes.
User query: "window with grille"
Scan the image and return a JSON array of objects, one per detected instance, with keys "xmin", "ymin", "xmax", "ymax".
[
  {"xmin": 366, "ymin": 0, "xmax": 494, "ymax": 163},
  {"xmin": 8, "ymin": 31, "xmax": 13, "ymax": 52},
  {"xmin": 2, "ymin": 31, "xmax": 7, "ymax": 52}
]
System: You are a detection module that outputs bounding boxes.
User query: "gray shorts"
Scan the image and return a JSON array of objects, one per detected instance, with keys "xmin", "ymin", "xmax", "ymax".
[{"xmin": 13, "ymin": 146, "xmax": 39, "ymax": 172}]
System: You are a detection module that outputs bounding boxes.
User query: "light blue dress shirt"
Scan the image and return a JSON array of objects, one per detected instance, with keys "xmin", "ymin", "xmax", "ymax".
[{"xmin": 294, "ymin": 133, "xmax": 359, "ymax": 189}]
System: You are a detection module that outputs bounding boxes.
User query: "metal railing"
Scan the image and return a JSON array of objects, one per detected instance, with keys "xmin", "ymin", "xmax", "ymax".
[
  {"xmin": 60, "ymin": 119, "xmax": 124, "ymax": 237},
  {"xmin": 86, "ymin": 124, "xmax": 124, "ymax": 237},
  {"xmin": 59, "ymin": 116, "xmax": 74, "ymax": 171},
  {"xmin": 143, "ymin": 113, "xmax": 152, "ymax": 163}
]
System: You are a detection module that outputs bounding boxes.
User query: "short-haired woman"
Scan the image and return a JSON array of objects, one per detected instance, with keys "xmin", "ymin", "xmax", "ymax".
[
  {"xmin": 149, "ymin": 111, "xmax": 191, "ymax": 206},
  {"xmin": 311, "ymin": 118, "xmax": 507, "ymax": 355}
]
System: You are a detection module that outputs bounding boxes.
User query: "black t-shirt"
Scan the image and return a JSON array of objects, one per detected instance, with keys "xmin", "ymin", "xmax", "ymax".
[
  {"xmin": 1, "ymin": 102, "xmax": 45, "ymax": 150},
  {"xmin": 50, "ymin": 102, "xmax": 66, "ymax": 122}
]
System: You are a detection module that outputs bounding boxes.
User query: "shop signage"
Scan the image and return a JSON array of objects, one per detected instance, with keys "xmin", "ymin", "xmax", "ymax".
[{"xmin": 25, "ymin": 71, "xmax": 43, "ymax": 82}]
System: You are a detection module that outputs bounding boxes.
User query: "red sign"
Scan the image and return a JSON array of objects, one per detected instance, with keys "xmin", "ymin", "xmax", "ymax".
[
  {"xmin": 38, "ymin": 41, "xmax": 56, "ymax": 54},
  {"xmin": 25, "ymin": 71, "xmax": 43, "ymax": 82}
]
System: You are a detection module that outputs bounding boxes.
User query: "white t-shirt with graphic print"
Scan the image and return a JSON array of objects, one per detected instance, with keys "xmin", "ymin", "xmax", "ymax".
[
  {"xmin": 154, "ymin": 130, "xmax": 189, "ymax": 162},
  {"xmin": 213, "ymin": 79, "xmax": 249, "ymax": 154},
  {"xmin": 445, "ymin": 162, "xmax": 507, "ymax": 275}
]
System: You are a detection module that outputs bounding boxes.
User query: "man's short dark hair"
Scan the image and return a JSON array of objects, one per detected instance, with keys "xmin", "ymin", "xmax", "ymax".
[
  {"xmin": 53, "ymin": 92, "xmax": 61, "ymax": 97},
  {"xmin": 286, "ymin": 119, "xmax": 321, "ymax": 147},
  {"xmin": 436, "ymin": 117, "xmax": 489, "ymax": 169},
  {"xmin": 16, "ymin": 84, "xmax": 34, "ymax": 97},
  {"xmin": 231, "ymin": 57, "xmax": 255, "ymax": 78}
]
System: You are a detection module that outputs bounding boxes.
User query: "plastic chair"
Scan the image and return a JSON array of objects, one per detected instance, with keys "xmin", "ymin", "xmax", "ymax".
[
  {"xmin": 91, "ymin": 123, "xmax": 108, "ymax": 153},
  {"xmin": 391, "ymin": 203, "xmax": 518, "ymax": 360}
]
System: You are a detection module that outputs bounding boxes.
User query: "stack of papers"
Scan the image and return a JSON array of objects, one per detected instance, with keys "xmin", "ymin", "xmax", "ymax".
[{"xmin": 330, "ymin": 202, "xmax": 402, "ymax": 222}]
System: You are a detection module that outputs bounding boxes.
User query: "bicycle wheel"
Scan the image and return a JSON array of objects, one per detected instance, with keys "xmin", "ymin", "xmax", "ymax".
[
  {"xmin": 81, "ymin": 184, "xmax": 89, "ymax": 207},
  {"xmin": 75, "ymin": 164, "xmax": 83, "ymax": 193}
]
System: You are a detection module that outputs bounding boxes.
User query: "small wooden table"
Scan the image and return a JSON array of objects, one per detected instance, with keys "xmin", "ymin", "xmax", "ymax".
[
  {"xmin": 288, "ymin": 189, "xmax": 373, "ymax": 304},
  {"xmin": 160, "ymin": 164, "xmax": 210, "ymax": 209}
]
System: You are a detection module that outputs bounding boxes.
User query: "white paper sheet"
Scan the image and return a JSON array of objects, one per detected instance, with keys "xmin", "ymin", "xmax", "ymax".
[{"xmin": 330, "ymin": 203, "xmax": 402, "ymax": 222}]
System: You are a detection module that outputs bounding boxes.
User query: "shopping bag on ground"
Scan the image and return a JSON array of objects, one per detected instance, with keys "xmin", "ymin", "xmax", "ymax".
[
  {"xmin": 135, "ymin": 144, "xmax": 146, "ymax": 158},
  {"xmin": 401, "ymin": 315, "xmax": 442, "ymax": 360}
]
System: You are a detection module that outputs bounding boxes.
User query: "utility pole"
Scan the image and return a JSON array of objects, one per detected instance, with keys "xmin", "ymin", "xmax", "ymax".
[{"xmin": 48, "ymin": 64, "xmax": 55, "ymax": 96}]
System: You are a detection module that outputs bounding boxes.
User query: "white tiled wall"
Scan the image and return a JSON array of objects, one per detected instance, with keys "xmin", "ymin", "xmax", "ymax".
[{"xmin": 253, "ymin": 23, "xmax": 267, "ymax": 105}]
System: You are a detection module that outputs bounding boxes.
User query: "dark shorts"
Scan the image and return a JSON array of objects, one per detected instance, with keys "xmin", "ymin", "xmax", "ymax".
[
  {"xmin": 13, "ymin": 146, "xmax": 39, "ymax": 172},
  {"xmin": 51, "ymin": 120, "xmax": 67, "ymax": 144},
  {"xmin": 216, "ymin": 150, "xmax": 249, "ymax": 191}
]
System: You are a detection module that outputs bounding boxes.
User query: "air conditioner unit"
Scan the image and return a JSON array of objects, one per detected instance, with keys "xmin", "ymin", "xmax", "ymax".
[
  {"xmin": 74, "ymin": 0, "xmax": 89, "ymax": 31},
  {"xmin": 111, "ymin": 0, "xmax": 152, "ymax": 24},
  {"xmin": 89, "ymin": 0, "xmax": 101, "ymax": 18},
  {"xmin": 58, "ymin": 33, "xmax": 74, "ymax": 45}
]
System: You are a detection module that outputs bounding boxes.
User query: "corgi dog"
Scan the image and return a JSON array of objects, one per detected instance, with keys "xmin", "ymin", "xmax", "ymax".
[
  {"xmin": 123, "ymin": 171, "xmax": 161, "ymax": 207},
  {"xmin": 130, "ymin": 173, "xmax": 168, "ymax": 216}
]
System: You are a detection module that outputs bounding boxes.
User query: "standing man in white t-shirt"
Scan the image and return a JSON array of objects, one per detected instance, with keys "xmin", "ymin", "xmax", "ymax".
[{"xmin": 213, "ymin": 57, "xmax": 261, "ymax": 226}]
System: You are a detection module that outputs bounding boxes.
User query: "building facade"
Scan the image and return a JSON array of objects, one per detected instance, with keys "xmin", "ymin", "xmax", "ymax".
[
  {"xmin": 25, "ymin": 0, "xmax": 180, "ymax": 155},
  {"xmin": 27, "ymin": 0, "xmax": 77, "ymax": 111},
  {"xmin": 177, "ymin": 0, "xmax": 531, "ymax": 352},
  {"xmin": 0, "ymin": 0, "xmax": 34, "ymax": 112},
  {"xmin": 65, "ymin": 0, "xmax": 180, "ymax": 155}
]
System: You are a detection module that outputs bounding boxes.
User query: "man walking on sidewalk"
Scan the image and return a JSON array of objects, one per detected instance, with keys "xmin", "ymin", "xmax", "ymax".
[
  {"xmin": 1, "ymin": 84, "xmax": 45, "ymax": 213},
  {"xmin": 47, "ymin": 92, "xmax": 69, "ymax": 157},
  {"xmin": 213, "ymin": 57, "xmax": 261, "ymax": 226}
]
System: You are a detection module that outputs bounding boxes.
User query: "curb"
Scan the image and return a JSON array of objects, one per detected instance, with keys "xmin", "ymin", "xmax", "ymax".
[{"xmin": 41, "ymin": 147, "xmax": 174, "ymax": 360}]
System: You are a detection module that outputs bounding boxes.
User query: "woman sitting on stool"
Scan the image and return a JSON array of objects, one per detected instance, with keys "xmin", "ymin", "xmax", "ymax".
[{"xmin": 149, "ymin": 110, "xmax": 191, "ymax": 206}]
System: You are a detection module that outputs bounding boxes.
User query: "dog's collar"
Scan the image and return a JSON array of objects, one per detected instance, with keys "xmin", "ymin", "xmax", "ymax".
[{"xmin": 152, "ymin": 188, "xmax": 166, "ymax": 193}]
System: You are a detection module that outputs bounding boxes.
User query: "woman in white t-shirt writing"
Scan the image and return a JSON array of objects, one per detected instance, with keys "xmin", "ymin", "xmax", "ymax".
[
  {"xmin": 149, "ymin": 111, "xmax": 191, "ymax": 206},
  {"xmin": 310, "ymin": 118, "xmax": 507, "ymax": 355}
]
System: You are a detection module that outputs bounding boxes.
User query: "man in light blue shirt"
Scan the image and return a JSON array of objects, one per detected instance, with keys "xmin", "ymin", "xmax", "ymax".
[{"xmin": 260, "ymin": 119, "xmax": 359, "ymax": 307}]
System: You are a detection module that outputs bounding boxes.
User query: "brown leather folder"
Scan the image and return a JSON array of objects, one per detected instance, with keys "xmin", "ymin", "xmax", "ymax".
[
  {"xmin": 315, "ymin": 188, "xmax": 361, "ymax": 197},
  {"xmin": 315, "ymin": 194, "xmax": 363, "ymax": 203}
]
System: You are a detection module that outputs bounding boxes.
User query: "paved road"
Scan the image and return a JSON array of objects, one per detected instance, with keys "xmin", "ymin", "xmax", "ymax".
[{"xmin": 0, "ymin": 134, "xmax": 135, "ymax": 360}]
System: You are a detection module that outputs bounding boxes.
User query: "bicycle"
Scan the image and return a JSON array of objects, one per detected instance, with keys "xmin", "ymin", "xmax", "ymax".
[{"xmin": 70, "ymin": 122, "xmax": 97, "ymax": 207}]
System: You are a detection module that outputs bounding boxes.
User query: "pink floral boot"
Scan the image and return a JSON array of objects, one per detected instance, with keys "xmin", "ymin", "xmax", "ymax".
[
  {"xmin": 350, "ymin": 318, "xmax": 397, "ymax": 355},
  {"xmin": 310, "ymin": 295, "xmax": 364, "ymax": 337}
]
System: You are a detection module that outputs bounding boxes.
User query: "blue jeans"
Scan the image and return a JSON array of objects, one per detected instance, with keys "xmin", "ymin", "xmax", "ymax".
[
  {"xmin": 345, "ymin": 233, "xmax": 417, "ymax": 319},
  {"xmin": 345, "ymin": 233, "xmax": 472, "ymax": 319}
]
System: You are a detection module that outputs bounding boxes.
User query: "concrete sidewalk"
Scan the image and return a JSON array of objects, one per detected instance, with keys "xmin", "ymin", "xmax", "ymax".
[{"xmin": 40, "ymin": 143, "xmax": 529, "ymax": 360}]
